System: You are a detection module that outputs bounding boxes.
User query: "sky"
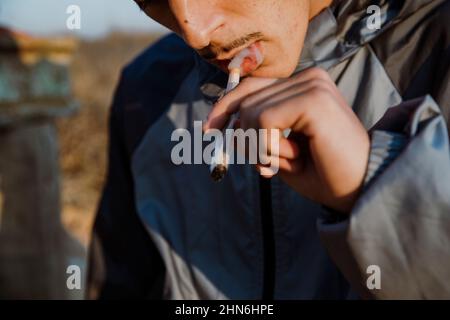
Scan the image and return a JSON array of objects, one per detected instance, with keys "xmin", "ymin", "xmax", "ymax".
[{"xmin": 0, "ymin": 0, "xmax": 169, "ymax": 38}]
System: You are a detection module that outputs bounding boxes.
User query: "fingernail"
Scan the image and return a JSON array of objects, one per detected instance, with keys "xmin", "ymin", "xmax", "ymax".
[{"xmin": 259, "ymin": 166, "xmax": 276, "ymax": 178}]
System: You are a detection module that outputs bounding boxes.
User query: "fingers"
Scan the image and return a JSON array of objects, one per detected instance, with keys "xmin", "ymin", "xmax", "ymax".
[
  {"xmin": 239, "ymin": 67, "xmax": 329, "ymax": 108},
  {"xmin": 203, "ymin": 67, "xmax": 336, "ymax": 132},
  {"xmin": 259, "ymin": 130, "xmax": 300, "ymax": 159},
  {"xmin": 251, "ymin": 86, "xmax": 328, "ymax": 138},
  {"xmin": 241, "ymin": 79, "xmax": 333, "ymax": 125},
  {"xmin": 276, "ymin": 137, "xmax": 300, "ymax": 159},
  {"xmin": 232, "ymin": 69, "xmax": 337, "ymax": 168},
  {"xmin": 203, "ymin": 67, "xmax": 345, "ymax": 181},
  {"xmin": 203, "ymin": 77, "xmax": 277, "ymax": 131},
  {"xmin": 255, "ymin": 157, "xmax": 303, "ymax": 178}
]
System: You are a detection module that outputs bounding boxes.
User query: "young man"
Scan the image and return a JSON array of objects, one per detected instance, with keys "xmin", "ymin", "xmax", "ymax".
[{"xmin": 87, "ymin": 0, "xmax": 450, "ymax": 299}]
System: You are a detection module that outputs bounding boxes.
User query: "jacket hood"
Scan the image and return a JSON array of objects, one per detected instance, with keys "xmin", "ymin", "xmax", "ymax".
[
  {"xmin": 333, "ymin": 0, "xmax": 437, "ymax": 45},
  {"xmin": 296, "ymin": 0, "xmax": 442, "ymax": 71}
]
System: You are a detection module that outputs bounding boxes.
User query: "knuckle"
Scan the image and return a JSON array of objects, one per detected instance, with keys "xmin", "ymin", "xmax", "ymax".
[
  {"xmin": 257, "ymin": 109, "xmax": 274, "ymax": 128},
  {"xmin": 308, "ymin": 85, "xmax": 329, "ymax": 99},
  {"xmin": 306, "ymin": 87, "xmax": 336, "ymax": 114},
  {"xmin": 308, "ymin": 78, "xmax": 330, "ymax": 92},
  {"xmin": 309, "ymin": 67, "xmax": 330, "ymax": 81}
]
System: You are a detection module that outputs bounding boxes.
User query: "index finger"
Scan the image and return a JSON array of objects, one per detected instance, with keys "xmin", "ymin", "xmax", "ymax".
[{"xmin": 203, "ymin": 77, "xmax": 277, "ymax": 131}]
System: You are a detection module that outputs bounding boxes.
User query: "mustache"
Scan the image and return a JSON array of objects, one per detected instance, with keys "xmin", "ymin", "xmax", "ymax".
[{"xmin": 198, "ymin": 32, "xmax": 263, "ymax": 60}]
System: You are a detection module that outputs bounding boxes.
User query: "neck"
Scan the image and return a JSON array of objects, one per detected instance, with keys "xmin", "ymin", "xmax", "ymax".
[{"xmin": 309, "ymin": 0, "xmax": 333, "ymax": 19}]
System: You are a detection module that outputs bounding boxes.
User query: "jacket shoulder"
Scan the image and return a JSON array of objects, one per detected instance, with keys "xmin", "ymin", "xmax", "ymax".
[
  {"xmin": 121, "ymin": 33, "xmax": 196, "ymax": 89},
  {"xmin": 113, "ymin": 33, "xmax": 198, "ymax": 155},
  {"xmin": 372, "ymin": 1, "xmax": 450, "ymax": 99}
]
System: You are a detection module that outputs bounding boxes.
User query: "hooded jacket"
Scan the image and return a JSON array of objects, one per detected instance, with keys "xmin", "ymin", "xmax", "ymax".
[{"xmin": 87, "ymin": 0, "xmax": 450, "ymax": 299}]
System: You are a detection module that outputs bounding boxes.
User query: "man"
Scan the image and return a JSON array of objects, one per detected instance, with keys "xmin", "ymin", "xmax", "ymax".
[{"xmin": 87, "ymin": 0, "xmax": 450, "ymax": 299}]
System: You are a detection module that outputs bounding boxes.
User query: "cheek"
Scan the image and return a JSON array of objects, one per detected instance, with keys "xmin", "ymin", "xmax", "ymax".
[
  {"xmin": 282, "ymin": 1, "xmax": 309, "ymax": 44},
  {"xmin": 273, "ymin": 2, "xmax": 309, "ymax": 75}
]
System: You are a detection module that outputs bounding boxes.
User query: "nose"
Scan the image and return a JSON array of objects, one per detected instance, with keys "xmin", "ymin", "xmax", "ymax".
[{"xmin": 171, "ymin": 0, "xmax": 225, "ymax": 50}]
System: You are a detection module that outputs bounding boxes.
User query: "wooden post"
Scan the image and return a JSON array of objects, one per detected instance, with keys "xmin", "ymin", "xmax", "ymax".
[{"xmin": 0, "ymin": 27, "xmax": 83, "ymax": 299}]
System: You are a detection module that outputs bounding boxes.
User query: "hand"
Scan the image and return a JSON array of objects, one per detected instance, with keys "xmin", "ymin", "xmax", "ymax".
[{"xmin": 203, "ymin": 67, "xmax": 370, "ymax": 213}]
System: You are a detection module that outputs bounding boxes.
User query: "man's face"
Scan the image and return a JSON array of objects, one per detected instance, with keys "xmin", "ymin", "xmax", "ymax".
[{"xmin": 135, "ymin": 0, "xmax": 311, "ymax": 78}]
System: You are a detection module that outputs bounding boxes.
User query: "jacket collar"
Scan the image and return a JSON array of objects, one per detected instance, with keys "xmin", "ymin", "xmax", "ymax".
[{"xmin": 296, "ymin": 0, "xmax": 440, "ymax": 72}]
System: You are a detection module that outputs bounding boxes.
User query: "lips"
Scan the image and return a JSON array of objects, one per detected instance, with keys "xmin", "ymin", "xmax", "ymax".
[
  {"xmin": 235, "ymin": 42, "xmax": 264, "ymax": 75},
  {"xmin": 211, "ymin": 41, "xmax": 264, "ymax": 76}
]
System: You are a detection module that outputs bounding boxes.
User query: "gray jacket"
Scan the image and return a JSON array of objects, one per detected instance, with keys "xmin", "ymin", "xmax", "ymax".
[{"xmin": 87, "ymin": 0, "xmax": 450, "ymax": 299}]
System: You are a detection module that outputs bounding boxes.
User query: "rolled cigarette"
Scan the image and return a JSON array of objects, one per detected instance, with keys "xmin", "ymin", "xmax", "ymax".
[
  {"xmin": 210, "ymin": 68, "xmax": 241, "ymax": 182},
  {"xmin": 209, "ymin": 44, "xmax": 263, "ymax": 182},
  {"xmin": 226, "ymin": 68, "xmax": 241, "ymax": 92}
]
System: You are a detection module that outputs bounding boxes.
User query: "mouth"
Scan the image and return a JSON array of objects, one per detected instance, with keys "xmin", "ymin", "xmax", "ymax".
[{"xmin": 209, "ymin": 41, "xmax": 264, "ymax": 76}]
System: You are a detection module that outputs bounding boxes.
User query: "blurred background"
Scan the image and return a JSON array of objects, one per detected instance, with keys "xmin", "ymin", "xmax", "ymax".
[{"xmin": 0, "ymin": 0, "xmax": 168, "ymax": 299}]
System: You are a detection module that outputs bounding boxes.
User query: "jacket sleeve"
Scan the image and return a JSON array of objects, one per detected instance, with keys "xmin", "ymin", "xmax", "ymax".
[
  {"xmin": 86, "ymin": 73, "xmax": 165, "ymax": 299},
  {"xmin": 318, "ymin": 95, "xmax": 450, "ymax": 299}
]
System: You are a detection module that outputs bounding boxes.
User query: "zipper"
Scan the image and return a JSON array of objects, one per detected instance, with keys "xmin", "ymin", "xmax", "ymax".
[{"xmin": 259, "ymin": 175, "xmax": 275, "ymax": 300}]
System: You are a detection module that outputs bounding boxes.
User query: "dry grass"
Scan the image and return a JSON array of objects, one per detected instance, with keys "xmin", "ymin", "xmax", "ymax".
[{"xmin": 57, "ymin": 32, "xmax": 162, "ymax": 246}]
